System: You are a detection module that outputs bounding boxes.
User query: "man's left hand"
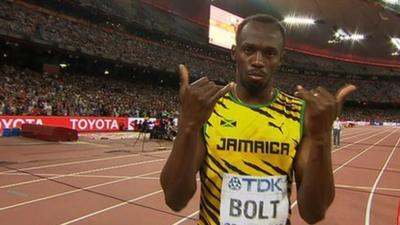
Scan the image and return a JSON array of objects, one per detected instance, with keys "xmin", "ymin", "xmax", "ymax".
[{"xmin": 295, "ymin": 84, "xmax": 356, "ymax": 138}]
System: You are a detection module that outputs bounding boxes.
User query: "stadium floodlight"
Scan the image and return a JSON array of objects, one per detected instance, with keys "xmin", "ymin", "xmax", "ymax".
[
  {"xmin": 350, "ymin": 34, "xmax": 365, "ymax": 41},
  {"xmin": 391, "ymin": 37, "xmax": 400, "ymax": 49},
  {"xmin": 383, "ymin": 0, "xmax": 399, "ymax": 5},
  {"xmin": 391, "ymin": 38, "xmax": 400, "ymax": 56},
  {"xmin": 332, "ymin": 28, "xmax": 365, "ymax": 42},
  {"xmin": 283, "ymin": 16, "xmax": 315, "ymax": 25}
]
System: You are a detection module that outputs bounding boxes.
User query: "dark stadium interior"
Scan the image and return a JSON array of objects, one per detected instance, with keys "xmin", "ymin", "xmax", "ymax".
[
  {"xmin": 0, "ymin": 0, "xmax": 399, "ymax": 122},
  {"xmin": 1, "ymin": 1, "xmax": 400, "ymax": 225}
]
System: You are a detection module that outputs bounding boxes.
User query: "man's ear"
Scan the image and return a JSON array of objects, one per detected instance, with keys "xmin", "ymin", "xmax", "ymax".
[{"xmin": 231, "ymin": 44, "xmax": 236, "ymax": 61}]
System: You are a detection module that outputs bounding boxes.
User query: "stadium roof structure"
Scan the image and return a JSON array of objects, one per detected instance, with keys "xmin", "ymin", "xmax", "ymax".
[{"xmin": 213, "ymin": 0, "xmax": 400, "ymax": 68}]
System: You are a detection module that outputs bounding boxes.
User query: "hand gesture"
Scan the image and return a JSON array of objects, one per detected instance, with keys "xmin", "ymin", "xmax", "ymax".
[
  {"xmin": 295, "ymin": 84, "xmax": 356, "ymax": 137},
  {"xmin": 178, "ymin": 64, "xmax": 233, "ymax": 129}
]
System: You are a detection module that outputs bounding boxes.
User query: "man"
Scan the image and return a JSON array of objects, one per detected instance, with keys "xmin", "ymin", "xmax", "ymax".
[
  {"xmin": 160, "ymin": 14, "xmax": 356, "ymax": 225},
  {"xmin": 333, "ymin": 117, "xmax": 342, "ymax": 147}
]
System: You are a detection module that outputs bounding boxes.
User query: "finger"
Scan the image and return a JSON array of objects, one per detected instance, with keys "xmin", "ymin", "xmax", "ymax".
[
  {"xmin": 335, "ymin": 84, "xmax": 357, "ymax": 116},
  {"xmin": 211, "ymin": 82, "xmax": 234, "ymax": 103},
  {"xmin": 294, "ymin": 85, "xmax": 314, "ymax": 101},
  {"xmin": 203, "ymin": 84, "xmax": 223, "ymax": 100},
  {"xmin": 309, "ymin": 88, "xmax": 327, "ymax": 106},
  {"xmin": 179, "ymin": 64, "xmax": 189, "ymax": 92},
  {"xmin": 204, "ymin": 83, "xmax": 222, "ymax": 94},
  {"xmin": 316, "ymin": 86, "xmax": 331, "ymax": 98},
  {"xmin": 316, "ymin": 86, "xmax": 336, "ymax": 104},
  {"xmin": 190, "ymin": 77, "xmax": 209, "ymax": 87},
  {"xmin": 336, "ymin": 84, "xmax": 357, "ymax": 104}
]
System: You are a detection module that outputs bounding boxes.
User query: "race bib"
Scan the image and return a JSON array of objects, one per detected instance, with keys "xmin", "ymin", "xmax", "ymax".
[{"xmin": 220, "ymin": 174, "xmax": 289, "ymax": 225}]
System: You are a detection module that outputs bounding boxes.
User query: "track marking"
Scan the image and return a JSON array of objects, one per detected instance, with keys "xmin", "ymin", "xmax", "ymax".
[
  {"xmin": 332, "ymin": 128, "xmax": 390, "ymax": 153},
  {"xmin": 60, "ymin": 141, "xmax": 110, "ymax": 147},
  {"xmin": 0, "ymin": 173, "xmax": 136, "ymax": 180},
  {"xmin": 0, "ymin": 170, "xmax": 161, "ymax": 212},
  {"xmin": 335, "ymin": 184, "xmax": 400, "ymax": 192},
  {"xmin": 0, "ymin": 149, "xmax": 170, "ymax": 175},
  {"xmin": 0, "ymin": 158, "xmax": 166, "ymax": 189},
  {"xmin": 59, "ymin": 190, "xmax": 164, "ymax": 225},
  {"xmin": 291, "ymin": 128, "xmax": 397, "ymax": 209},
  {"xmin": 73, "ymin": 127, "xmax": 382, "ymax": 224},
  {"xmin": 365, "ymin": 133, "xmax": 400, "ymax": 225},
  {"xmin": 133, "ymin": 177, "xmax": 159, "ymax": 180},
  {"xmin": 171, "ymin": 211, "xmax": 199, "ymax": 225},
  {"xmin": 386, "ymin": 167, "xmax": 400, "ymax": 173},
  {"xmin": 60, "ymin": 177, "xmax": 201, "ymax": 224}
]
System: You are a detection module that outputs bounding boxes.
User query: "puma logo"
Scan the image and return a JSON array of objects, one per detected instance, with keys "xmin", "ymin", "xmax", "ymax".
[{"xmin": 268, "ymin": 122, "xmax": 284, "ymax": 134}]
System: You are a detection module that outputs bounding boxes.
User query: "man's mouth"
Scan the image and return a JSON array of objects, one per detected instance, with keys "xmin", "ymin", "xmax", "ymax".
[
  {"xmin": 248, "ymin": 75, "xmax": 263, "ymax": 80},
  {"xmin": 247, "ymin": 71, "xmax": 265, "ymax": 80}
]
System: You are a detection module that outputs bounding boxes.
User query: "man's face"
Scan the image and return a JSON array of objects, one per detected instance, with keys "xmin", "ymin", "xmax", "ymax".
[{"xmin": 232, "ymin": 21, "xmax": 284, "ymax": 94}]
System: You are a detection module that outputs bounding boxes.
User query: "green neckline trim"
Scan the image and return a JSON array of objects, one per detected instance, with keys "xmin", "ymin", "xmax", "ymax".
[
  {"xmin": 300, "ymin": 100, "xmax": 306, "ymax": 139},
  {"xmin": 228, "ymin": 88, "xmax": 279, "ymax": 108}
]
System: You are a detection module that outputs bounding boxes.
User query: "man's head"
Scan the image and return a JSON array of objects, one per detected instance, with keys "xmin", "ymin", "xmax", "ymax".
[{"xmin": 232, "ymin": 14, "xmax": 285, "ymax": 94}]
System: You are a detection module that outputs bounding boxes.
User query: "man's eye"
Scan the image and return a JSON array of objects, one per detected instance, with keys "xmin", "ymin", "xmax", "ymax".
[
  {"xmin": 264, "ymin": 50, "xmax": 277, "ymax": 57},
  {"xmin": 244, "ymin": 47, "xmax": 253, "ymax": 54}
]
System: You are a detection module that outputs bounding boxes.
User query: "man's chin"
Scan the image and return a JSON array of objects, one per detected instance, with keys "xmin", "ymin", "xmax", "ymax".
[{"xmin": 244, "ymin": 81, "xmax": 265, "ymax": 94}]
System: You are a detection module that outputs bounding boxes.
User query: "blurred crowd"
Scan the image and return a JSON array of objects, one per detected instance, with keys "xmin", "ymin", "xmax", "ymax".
[
  {"xmin": 275, "ymin": 72, "xmax": 400, "ymax": 105},
  {"xmin": 341, "ymin": 107, "xmax": 399, "ymax": 123},
  {"xmin": 0, "ymin": 1, "xmax": 399, "ymax": 122},
  {"xmin": 1, "ymin": 65, "xmax": 399, "ymax": 122},
  {"xmin": 0, "ymin": 1, "xmax": 233, "ymax": 81},
  {"xmin": 0, "ymin": 65, "xmax": 178, "ymax": 117}
]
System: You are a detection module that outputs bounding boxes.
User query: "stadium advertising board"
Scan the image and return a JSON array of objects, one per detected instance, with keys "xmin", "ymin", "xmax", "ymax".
[{"xmin": 0, "ymin": 116, "xmax": 128, "ymax": 132}]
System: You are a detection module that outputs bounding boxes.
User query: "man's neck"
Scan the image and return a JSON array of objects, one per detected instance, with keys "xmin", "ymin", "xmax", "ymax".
[{"xmin": 234, "ymin": 84, "xmax": 274, "ymax": 105}]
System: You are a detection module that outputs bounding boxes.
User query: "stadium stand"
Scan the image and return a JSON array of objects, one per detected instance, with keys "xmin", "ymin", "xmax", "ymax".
[{"xmin": 0, "ymin": 0, "xmax": 399, "ymax": 123}]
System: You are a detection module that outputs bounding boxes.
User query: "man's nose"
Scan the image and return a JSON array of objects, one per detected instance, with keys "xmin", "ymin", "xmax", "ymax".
[{"xmin": 251, "ymin": 52, "xmax": 265, "ymax": 67}]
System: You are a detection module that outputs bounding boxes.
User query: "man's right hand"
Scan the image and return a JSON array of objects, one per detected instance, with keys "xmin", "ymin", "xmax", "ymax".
[{"xmin": 178, "ymin": 64, "xmax": 234, "ymax": 129}]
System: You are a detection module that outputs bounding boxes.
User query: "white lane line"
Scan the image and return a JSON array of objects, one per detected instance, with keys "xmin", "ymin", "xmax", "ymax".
[
  {"xmin": 59, "ymin": 190, "xmax": 164, "ymax": 225},
  {"xmin": 365, "ymin": 134, "xmax": 400, "ymax": 225},
  {"xmin": 332, "ymin": 129, "xmax": 398, "ymax": 174},
  {"xmin": 60, "ymin": 176, "xmax": 201, "ymax": 224},
  {"xmin": 291, "ymin": 128, "xmax": 397, "ymax": 209},
  {"xmin": 60, "ymin": 141, "xmax": 109, "ymax": 147},
  {"xmin": 340, "ymin": 129, "xmax": 381, "ymax": 141},
  {"xmin": 0, "ymin": 158, "xmax": 166, "ymax": 189},
  {"xmin": 133, "ymin": 177, "xmax": 159, "ymax": 180},
  {"xmin": 0, "ymin": 150, "xmax": 170, "ymax": 174},
  {"xmin": 332, "ymin": 128, "xmax": 389, "ymax": 153},
  {"xmin": 335, "ymin": 184, "xmax": 400, "ymax": 192},
  {"xmin": 0, "ymin": 170, "xmax": 161, "ymax": 212},
  {"xmin": 171, "ymin": 211, "xmax": 199, "ymax": 225},
  {"xmin": 172, "ymin": 210, "xmax": 200, "ymax": 225},
  {"xmin": 0, "ymin": 173, "xmax": 134, "ymax": 180}
]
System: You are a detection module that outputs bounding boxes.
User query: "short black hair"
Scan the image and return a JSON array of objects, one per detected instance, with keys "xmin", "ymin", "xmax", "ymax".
[{"xmin": 235, "ymin": 14, "xmax": 286, "ymax": 48}]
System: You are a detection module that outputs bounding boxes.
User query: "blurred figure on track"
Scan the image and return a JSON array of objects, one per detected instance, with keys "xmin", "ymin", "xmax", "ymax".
[{"xmin": 333, "ymin": 117, "xmax": 342, "ymax": 147}]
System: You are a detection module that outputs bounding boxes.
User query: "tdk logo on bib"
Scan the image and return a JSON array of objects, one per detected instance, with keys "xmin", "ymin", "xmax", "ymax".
[
  {"xmin": 242, "ymin": 177, "xmax": 283, "ymax": 193},
  {"xmin": 228, "ymin": 176, "xmax": 283, "ymax": 193}
]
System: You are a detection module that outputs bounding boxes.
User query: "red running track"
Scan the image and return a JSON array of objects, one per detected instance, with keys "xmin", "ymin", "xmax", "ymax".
[{"xmin": 0, "ymin": 126, "xmax": 399, "ymax": 225}]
